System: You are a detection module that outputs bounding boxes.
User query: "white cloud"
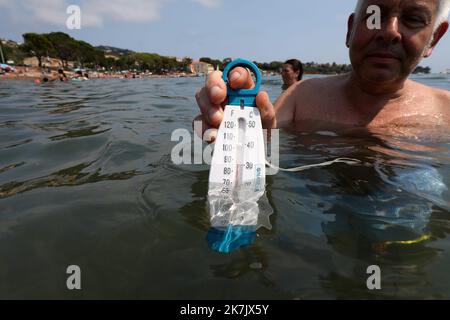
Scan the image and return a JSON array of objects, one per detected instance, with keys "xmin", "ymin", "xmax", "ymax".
[
  {"xmin": 191, "ymin": 0, "xmax": 221, "ymax": 8},
  {"xmin": 83, "ymin": 0, "xmax": 167, "ymax": 26},
  {"xmin": 1, "ymin": 0, "xmax": 220, "ymax": 28},
  {"xmin": 22, "ymin": 0, "xmax": 67, "ymax": 26},
  {"xmin": 4, "ymin": 0, "xmax": 166, "ymax": 27}
]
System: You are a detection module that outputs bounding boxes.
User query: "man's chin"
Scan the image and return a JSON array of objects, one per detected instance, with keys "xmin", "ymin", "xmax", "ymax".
[{"xmin": 360, "ymin": 68, "xmax": 404, "ymax": 84}]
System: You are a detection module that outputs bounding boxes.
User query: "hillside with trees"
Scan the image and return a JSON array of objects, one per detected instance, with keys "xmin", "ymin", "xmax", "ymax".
[{"xmin": 3, "ymin": 32, "xmax": 189, "ymax": 74}]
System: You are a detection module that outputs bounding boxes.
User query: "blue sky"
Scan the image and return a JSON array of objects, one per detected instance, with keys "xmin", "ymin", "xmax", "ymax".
[{"xmin": 1, "ymin": 0, "xmax": 449, "ymax": 72}]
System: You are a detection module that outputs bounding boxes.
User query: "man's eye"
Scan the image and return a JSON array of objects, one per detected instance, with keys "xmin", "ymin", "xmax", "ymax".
[{"xmin": 403, "ymin": 16, "xmax": 426, "ymax": 26}]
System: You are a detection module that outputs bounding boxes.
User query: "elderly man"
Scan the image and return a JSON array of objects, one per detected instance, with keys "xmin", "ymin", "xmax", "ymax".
[{"xmin": 195, "ymin": 0, "xmax": 450, "ymax": 140}]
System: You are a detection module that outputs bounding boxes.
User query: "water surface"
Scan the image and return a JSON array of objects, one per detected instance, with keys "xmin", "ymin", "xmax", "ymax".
[{"xmin": 0, "ymin": 74, "xmax": 449, "ymax": 299}]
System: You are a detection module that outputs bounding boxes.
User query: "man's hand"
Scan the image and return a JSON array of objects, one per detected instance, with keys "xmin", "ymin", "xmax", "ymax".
[{"xmin": 194, "ymin": 66, "xmax": 276, "ymax": 142}]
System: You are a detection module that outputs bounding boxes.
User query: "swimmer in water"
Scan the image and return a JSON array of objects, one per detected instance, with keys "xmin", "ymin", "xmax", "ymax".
[
  {"xmin": 58, "ymin": 69, "xmax": 68, "ymax": 82},
  {"xmin": 72, "ymin": 70, "xmax": 89, "ymax": 81},
  {"xmin": 194, "ymin": 0, "xmax": 450, "ymax": 140},
  {"xmin": 281, "ymin": 59, "xmax": 303, "ymax": 91}
]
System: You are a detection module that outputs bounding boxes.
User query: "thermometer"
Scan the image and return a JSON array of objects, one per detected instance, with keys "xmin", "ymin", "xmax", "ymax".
[{"xmin": 207, "ymin": 59, "xmax": 266, "ymax": 253}]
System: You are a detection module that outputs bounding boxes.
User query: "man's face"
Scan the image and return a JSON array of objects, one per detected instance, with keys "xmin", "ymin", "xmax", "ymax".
[{"xmin": 347, "ymin": 0, "xmax": 439, "ymax": 84}]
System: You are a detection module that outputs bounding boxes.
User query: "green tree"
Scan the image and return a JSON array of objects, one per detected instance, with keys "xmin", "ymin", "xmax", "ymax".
[
  {"xmin": 46, "ymin": 32, "xmax": 77, "ymax": 68},
  {"xmin": 73, "ymin": 40, "xmax": 103, "ymax": 68},
  {"xmin": 413, "ymin": 66, "xmax": 431, "ymax": 74},
  {"xmin": 21, "ymin": 33, "xmax": 56, "ymax": 67},
  {"xmin": 2, "ymin": 45, "xmax": 25, "ymax": 64},
  {"xmin": 269, "ymin": 61, "xmax": 283, "ymax": 72},
  {"xmin": 181, "ymin": 57, "xmax": 193, "ymax": 72}
]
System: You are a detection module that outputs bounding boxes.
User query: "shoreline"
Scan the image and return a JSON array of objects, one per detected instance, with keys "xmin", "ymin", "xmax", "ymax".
[
  {"xmin": 0, "ymin": 66, "xmax": 203, "ymax": 82},
  {"xmin": 0, "ymin": 73, "xmax": 202, "ymax": 81},
  {"xmin": 1, "ymin": 71, "xmax": 445, "ymax": 83}
]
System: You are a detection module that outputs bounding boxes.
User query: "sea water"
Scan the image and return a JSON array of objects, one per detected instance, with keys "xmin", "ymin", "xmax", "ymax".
[{"xmin": 0, "ymin": 74, "xmax": 449, "ymax": 299}]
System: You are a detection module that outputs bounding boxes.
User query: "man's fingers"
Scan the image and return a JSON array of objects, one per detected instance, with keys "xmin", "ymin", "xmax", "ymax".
[
  {"xmin": 256, "ymin": 91, "xmax": 276, "ymax": 129},
  {"xmin": 205, "ymin": 71, "xmax": 227, "ymax": 105},
  {"xmin": 204, "ymin": 128, "xmax": 218, "ymax": 143},
  {"xmin": 192, "ymin": 114, "xmax": 218, "ymax": 143},
  {"xmin": 228, "ymin": 67, "xmax": 254, "ymax": 90},
  {"xmin": 195, "ymin": 87, "xmax": 224, "ymax": 128},
  {"xmin": 193, "ymin": 114, "xmax": 204, "ymax": 137},
  {"xmin": 196, "ymin": 69, "xmax": 272, "ymax": 132}
]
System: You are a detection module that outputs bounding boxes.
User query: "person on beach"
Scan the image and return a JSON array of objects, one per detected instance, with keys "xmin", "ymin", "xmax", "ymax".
[
  {"xmin": 281, "ymin": 59, "xmax": 303, "ymax": 91},
  {"xmin": 194, "ymin": 0, "xmax": 450, "ymax": 141}
]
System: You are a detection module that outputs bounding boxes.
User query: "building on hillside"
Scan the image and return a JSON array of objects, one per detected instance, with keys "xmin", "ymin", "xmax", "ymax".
[
  {"xmin": 189, "ymin": 61, "xmax": 214, "ymax": 75},
  {"xmin": 42, "ymin": 57, "xmax": 63, "ymax": 68},
  {"xmin": 0, "ymin": 38, "xmax": 19, "ymax": 47},
  {"xmin": 165, "ymin": 56, "xmax": 183, "ymax": 63},
  {"xmin": 105, "ymin": 54, "xmax": 119, "ymax": 61},
  {"xmin": 23, "ymin": 57, "xmax": 39, "ymax": 67}
]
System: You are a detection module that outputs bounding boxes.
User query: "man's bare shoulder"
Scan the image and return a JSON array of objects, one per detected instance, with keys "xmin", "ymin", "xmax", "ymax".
[
  {"xmin": 436, "ymin": 89, "xmax": 450, "ymax": 123},
  {"xmin": 286, "ymin": 75, "xmax": 348, "ymax": 123},
  {"xmin": 433, "ymin": 86, "xmax": 450, "ymax": 104},
  {"xmin": 408, "ymin": 80, "xmax": 450, "ymax": 123},
  {"xmin": 409, "ymin": 79, "xmax": 450, "ymax": 99},
  {"xmin": 293, "ymin": 74, "xmax": 346, "ymax": 90},
  {"xmin": 290, "ymin": 74, "xmax": 347, "ymax": 102}
]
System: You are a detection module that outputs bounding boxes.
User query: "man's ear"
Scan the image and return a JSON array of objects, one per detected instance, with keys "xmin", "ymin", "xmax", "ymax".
[
  {"xmin": 424, "ymin": 21, "xmax": 449, "ymax": 57},
  {"xmin": 346, "ymin": 13, "xmax": 355, "ymax": 48}
]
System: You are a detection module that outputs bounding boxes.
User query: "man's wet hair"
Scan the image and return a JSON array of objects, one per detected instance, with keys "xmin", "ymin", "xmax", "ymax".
[{"xmin": 284, "ymin": 59, "xmax": 304, "ymax": 81}]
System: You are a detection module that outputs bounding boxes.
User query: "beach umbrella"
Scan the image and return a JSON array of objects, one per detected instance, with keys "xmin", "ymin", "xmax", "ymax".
[{"xmin": 0, "ymin": 63, "xmax": 14, "ymax": 71}]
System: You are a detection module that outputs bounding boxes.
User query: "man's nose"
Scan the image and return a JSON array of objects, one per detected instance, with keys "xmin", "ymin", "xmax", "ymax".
[{"xmin": 377, "ymin": 16, "xmax": 402, "ymax": 44}]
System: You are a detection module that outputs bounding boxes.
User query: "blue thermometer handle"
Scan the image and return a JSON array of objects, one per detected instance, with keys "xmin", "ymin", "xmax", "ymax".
[{"xmin": 222, "ymin": 59, "xmax": 262, "ymax": 108}]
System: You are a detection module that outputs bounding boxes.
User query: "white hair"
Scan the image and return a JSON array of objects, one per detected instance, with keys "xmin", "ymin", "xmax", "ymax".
[
  {"xmin": 436, "ymin": 0, "xmax": 450, "ymax": 28},
  {"xmin": 354, "ymin": 0, "xmax": 450, "ymax": 30}
]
